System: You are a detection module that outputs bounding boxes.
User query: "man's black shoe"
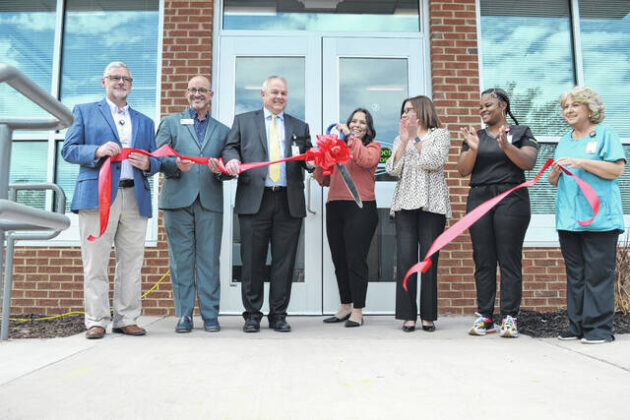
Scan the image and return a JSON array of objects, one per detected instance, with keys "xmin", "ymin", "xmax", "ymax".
[
  {"xmin": 269, "ymin": 318, "xmax": 291, "ymax": 332},
  {"xmin": 243, "ymin": 318, "xmax": 260, "ymax": 333}
]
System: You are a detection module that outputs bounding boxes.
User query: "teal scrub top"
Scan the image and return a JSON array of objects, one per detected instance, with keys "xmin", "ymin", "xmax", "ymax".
[{"xmin": 554, "ymin": 123, "xmax": 626, "ymax": 232}]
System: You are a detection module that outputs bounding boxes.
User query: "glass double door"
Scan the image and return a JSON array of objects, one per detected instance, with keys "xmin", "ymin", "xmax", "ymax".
[{"xmin": 216, "ymin": 34, "xmax": 425, "ymax": 314}]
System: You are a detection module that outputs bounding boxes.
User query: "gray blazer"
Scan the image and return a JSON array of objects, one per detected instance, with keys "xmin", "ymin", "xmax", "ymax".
[
  {"xmin": 222, "ymin": 109, "xmax": 312, "ymax": 218},
  {"xmin": 156, "ymin": 111, "xmax": 230, "ymax": 212}
]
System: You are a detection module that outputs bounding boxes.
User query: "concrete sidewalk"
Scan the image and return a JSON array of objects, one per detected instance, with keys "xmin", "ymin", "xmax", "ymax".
[{"xmin": 0, "ymin": 315, "xmax": 628, "ymax": 420}]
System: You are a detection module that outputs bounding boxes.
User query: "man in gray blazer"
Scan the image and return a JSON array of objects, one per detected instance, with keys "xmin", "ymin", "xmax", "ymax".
[
  {"xmin": 156, "ymin": 75, "xmax": 230, "ymax": 333},
  {"xmin": 223, "ymin": 75, "xmax": 312, "ymax": 333}
]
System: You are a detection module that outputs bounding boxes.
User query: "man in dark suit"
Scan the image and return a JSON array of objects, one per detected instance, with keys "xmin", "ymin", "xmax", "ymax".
[
  {"xmin": 156, "ymin": 75, "xmax": 230, "ymax": 333},
  {"xmin": 223, "ymin": 75, "xmax": 312, "ymax": 333},
  {"xmin": 62, "ymin": 62, "xmax": 161, "ymax": 339}
]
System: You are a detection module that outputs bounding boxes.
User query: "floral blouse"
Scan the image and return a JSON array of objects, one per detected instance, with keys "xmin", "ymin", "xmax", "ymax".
[{"xmin": 385, "ymin": 127, "xmax": 452, "ymax": 218}]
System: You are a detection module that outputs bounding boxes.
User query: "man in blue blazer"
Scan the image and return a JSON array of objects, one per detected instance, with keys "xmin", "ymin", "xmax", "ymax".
[
  {"xmin": 62, "ymin": 62, "xmax": 160, "ymax": 339},
  {"xmin": 156, "ymin": 75, "xmax": 230, "ymax": 333},
  {"xmin": 223, "ymin": 76, "xmax": 312, "ymax": 333}
]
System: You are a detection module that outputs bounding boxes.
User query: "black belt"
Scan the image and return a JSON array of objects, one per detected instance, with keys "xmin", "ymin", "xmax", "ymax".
[
  {"xmin": 265, "ymin": 186, "xmax": 286, "ymax": 192},
  {"xmin": 119, "ymin": 179, "xmax": 134, "ymax": 188}
]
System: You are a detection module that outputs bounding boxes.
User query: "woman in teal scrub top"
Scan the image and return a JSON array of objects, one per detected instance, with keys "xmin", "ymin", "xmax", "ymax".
[{"xmin": 548, "ymin": 86, "xmax": 626, "ymax": 344}]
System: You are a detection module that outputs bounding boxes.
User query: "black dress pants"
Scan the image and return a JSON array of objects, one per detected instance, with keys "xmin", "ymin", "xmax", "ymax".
[
  {"xmin": 558, "ymin": 230, "xmax": 618, "ymax": 341},
  {"xmin": 326, "ymin": 200, "xmax": 378, "ymax": 309},
  {"xmin": 395, "ymin": 209, "xmax": 446, "ymax": 321},
  {"xmin": 238, "ymin": 189, "xmax": 302, "ymax": 321},
  {"xmin": 467, "ymin": 185, "xmax": 530, "ymax": 318}
]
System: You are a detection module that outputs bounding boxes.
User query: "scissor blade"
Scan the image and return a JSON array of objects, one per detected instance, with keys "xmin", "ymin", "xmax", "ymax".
[{"xmin": 336, "ymin": 163, "xmax": 363, "ymax": 208}]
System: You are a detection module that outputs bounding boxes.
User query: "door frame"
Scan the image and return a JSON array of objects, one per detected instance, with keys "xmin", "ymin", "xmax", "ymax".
[{"xmin": 212, "ymin": 24, "xmax": 431, "ymax": 315}]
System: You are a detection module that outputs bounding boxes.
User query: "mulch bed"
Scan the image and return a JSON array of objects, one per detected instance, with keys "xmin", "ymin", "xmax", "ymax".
[
  {"xmin": 6, "ymin": 311, "xmax": 630, "ymax": 339},
  {"xmin": 7, "ymin": 314, "xmax": 85, "ymax": 339},
  {"xmin": 496, "ymin": 310, "xmax": 630, "ymax": 338}
]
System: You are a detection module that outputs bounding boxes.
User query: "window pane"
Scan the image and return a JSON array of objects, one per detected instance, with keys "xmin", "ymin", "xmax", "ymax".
[
  {"xmin": 234, "ymin": 57, "xmax": 305, "ymax": 119},
  {"xmin": 579, "ymin": 0, "xmax": 630, "ymax": 137},
  {"xmin": 525, "ymin": 143, "xmax": 557, "ymax": 214},
  {"xmin": 479, "ymin": 0, "xmax": 574, "ymax": 136},
  {"xmin": 60, "ymin": 0, "xmax": 159, "ymax": 121},
  {"xmin": 338, "ymin": 57, "xmax": 408, "ymax": 179},
  {"xmin": 0, "ymin": 1, "xmax": 56, "ymax": 119},
  {"xmin": 9, "ymin": 141, "xmax": 48, "ymax": 210},
  {"xmin": 223, "ymin": 0, "xmax": 419, "ymax": 32},
  {"xmin": 55, "ymin": 141, "xmax": 79, "ymax": 213}
]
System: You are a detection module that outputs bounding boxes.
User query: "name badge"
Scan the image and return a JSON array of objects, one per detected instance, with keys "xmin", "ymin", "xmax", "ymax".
[
  {"xmin": 585, "ymin": 141, "xmax": 597, "ymax": 154},
  {"xmin": 292, "ymin": 145, "xmax": 300, "ymax": 156},
  {"xmin": 180, "ymin": 118, "xmax": 194, "ymax": 125}
]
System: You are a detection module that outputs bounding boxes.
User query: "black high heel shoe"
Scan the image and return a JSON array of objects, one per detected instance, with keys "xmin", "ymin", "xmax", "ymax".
[
  {"xmin": 422, "ymin": 321, "xmax": 436, "ymax": 332},
  {"xmin": 345, "ymin": 317, "xmax": 363, "ymax": 328},
  {"xmin": 402, "ymin": 323, "xmax": 416, "ymax": 332},
  {"xmin": 323, "ymin": 312, "xmax": 351, "ymax": 323}
]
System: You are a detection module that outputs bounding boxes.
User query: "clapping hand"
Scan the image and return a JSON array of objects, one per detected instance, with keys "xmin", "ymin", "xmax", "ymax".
[{"xmin": 460, "ymin": 127, "xmax": 480, "ymax": 151}]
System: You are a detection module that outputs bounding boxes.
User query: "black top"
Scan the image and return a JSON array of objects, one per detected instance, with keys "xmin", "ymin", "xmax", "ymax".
[{"xmin": 461, "ymin": 124, "xmax": 538, "ymax": 186}]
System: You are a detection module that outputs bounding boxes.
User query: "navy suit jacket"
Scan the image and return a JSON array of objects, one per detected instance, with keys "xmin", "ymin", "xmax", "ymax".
[
  {"xmin": 61, "ymin": 98, "xmax": 161, "ymax": 218},
  {"xmin": 222, "ymin": 109, "xmax": 312, "ymax": 217},
  {"xmin": 156, "ymin": 110, "xmax": 230, "ymax": 212}
]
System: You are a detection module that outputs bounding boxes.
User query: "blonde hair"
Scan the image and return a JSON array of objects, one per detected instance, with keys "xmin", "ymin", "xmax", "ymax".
[{"xmin": 559, "ymin": 86, "xmax": 605, "ymax": 124}]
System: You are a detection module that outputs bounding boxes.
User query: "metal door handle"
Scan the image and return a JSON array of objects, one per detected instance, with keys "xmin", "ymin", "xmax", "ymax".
[{"xmin": 306, "ymin": 174, "xmax": 317, "ymax": 215}]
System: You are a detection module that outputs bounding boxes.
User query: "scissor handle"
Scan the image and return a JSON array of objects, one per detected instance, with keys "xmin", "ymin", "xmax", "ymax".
[{"xmin": 326, "ymin": 123, "xmax": 346, "ymax": 141}]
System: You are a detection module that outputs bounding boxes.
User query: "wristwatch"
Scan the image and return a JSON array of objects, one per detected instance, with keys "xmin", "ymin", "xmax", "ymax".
[{"xmin": 413, "ymin": 136, "xmax": 422, "ymax": 144}]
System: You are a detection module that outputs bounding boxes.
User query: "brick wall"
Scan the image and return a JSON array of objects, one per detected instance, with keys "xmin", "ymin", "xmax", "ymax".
[
  {"xmin": 428, "ymin": 0, "xmax": 567, "ymax": 314},
  {"xmin": 8, "ymin": 0, "xmax": 568, "ymax": 317}
]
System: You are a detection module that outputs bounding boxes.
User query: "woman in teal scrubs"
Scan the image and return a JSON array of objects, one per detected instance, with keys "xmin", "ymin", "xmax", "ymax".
[{"xmin": 548, "ymin": 86, "xmax": 626, "ymax": 344}]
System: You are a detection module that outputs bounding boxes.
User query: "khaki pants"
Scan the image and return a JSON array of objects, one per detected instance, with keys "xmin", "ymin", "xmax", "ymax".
[{"xmin": 79, "ymin": 187, "xmax": 148, "ymax": 329}]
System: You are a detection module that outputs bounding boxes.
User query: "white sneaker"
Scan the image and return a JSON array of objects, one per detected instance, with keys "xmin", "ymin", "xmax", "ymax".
[
  {"xmin": 468, "ymin": 313, "xmax": 496, "ymax": 336},
  {"xmin": 499, "ymin": 315, "xmax": 518, "ymax": 338}
]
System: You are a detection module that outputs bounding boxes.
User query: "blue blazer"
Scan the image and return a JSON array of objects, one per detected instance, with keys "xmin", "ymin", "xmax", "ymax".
[
  {"xmin": 156, "ymin": 110, "xmax": 230, "ymax": 212},
  {"xmin": 61, "ymin": 99, "xmax": 161, "ymax": 218}
]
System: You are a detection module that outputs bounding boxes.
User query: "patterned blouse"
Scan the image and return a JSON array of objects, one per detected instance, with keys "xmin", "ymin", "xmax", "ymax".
[{"xmin": 385, "ymin": 127, "xmax": 452, "ymax": 218}]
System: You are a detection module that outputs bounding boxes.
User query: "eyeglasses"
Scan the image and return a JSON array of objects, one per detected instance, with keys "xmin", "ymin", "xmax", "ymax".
[
  {"xmin": 402, "ymin": 107, "xmax": 415, "ymax": 115},
  {"xmin": 105, "ymin": 75, "xmax": 133, "ymax": 83},
  {"xmin": 187, "ymin": 87, "xmax": 210, "ymax": 94}
]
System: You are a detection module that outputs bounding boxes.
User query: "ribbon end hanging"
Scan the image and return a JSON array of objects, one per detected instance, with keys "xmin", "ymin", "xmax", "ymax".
[{"xmin": 402, "ymin": 260, "xmax": 432, "ymax": 291}]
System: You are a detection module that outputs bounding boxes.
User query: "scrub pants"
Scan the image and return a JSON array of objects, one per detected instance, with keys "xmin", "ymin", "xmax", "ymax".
[
  {"xmin": 467, "ymin": 185, "xmax": 530, "ymax": 319},
  {"xmin": 558, "ymin": 230, "xmax": 618, "ymax": 341}
]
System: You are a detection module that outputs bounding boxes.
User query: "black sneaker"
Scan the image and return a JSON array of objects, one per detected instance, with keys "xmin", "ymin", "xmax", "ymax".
[{"xmin": 557, "ymin": 331, "xmax": 580, "ymax": 341}]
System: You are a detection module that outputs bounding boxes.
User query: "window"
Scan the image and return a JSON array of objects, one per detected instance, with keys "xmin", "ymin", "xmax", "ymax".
[
  {"xmin": 0, "ymin": 1, "xmax": 56, "ymax": 119},
  {"xmin": 223, "ymin": 0, "xmax": 420, "ymax": 32},
  {"xmin": 1, "ymin": 0, "xmax": 161, "ymax": 244},
  {"xmin": 479, "ymin": 0, "xmax": 630, "ymax": 244},
  {"xmin": 60, "ymin": 0, "xmax": 160, "ymax": 121}
]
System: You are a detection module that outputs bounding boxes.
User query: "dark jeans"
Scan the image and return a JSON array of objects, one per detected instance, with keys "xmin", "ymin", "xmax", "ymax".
[
  {"xmin": 467, "ymin": 185, "xmax": 530, "ymax": 318},
  {"xmin": 558, "ymin": 230, "xmax": 618, "ymax": 341},
  {"xmin": 326, "ymin": 200, "xmax": 378, "ymax": 309},
  {"xmin": 395, "ymin": 209, "xmax": 446, "ymax": 322}
]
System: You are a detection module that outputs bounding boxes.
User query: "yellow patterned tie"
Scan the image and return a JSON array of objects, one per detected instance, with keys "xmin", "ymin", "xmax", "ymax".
[{"xmin": 269, "ymin": 114, "xmax": 281, "ymax": 183}]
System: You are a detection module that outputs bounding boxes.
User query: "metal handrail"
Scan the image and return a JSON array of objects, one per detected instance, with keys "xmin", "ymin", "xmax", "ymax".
[
  {"xmin": 0, "ymin": 64, "xmax": 73, "ymax": 340},
  {"xmin": 0, "ymin": 64, "xmax": 73, "ymax": 131}
]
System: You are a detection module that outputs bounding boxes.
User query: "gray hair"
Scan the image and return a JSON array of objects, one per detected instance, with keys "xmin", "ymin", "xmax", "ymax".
[
  {"xmin": 103, "ymin": 61, "xmax": 130, "ymax": 77},
  {"xmin": 261, "ymin": 75, "xmax": 287, "ymax": 92}
]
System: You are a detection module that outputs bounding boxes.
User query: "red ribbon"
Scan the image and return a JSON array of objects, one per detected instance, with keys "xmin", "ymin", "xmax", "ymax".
[
  {"xmin": 88, "ymin": 136, "xmax": 350, "ymax": 241},
  {"xmin": 402, "ymin": 159, "xmax": 600, "ymax": 290}
]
